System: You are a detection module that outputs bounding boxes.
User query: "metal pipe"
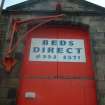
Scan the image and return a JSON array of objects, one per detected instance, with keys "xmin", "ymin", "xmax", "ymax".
[{"xmin": 0, "ymin": 0, "xmax": 5, "ymax": 15}]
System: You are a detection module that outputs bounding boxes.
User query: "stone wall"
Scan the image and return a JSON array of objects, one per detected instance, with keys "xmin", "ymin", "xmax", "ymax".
[
  {"xmin": 0, "ymin": 15, "xmax": 21, "ymax": 105},
  {"xmin": 0, "ymin": 1, "xmax": 105, "ymax": 104}
]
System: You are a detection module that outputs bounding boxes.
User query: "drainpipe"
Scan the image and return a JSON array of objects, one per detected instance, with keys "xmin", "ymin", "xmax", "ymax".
[{"xmin": 0, "ymin": 0, "xmax": 5, "ymax": 16}]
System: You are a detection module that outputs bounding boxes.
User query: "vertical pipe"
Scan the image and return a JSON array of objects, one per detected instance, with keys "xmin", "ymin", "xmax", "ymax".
[{"xmin": 0, "ymin": 0, "xmax": 5, "ymax": 15}]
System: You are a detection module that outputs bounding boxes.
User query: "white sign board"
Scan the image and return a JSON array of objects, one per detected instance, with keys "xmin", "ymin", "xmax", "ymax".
[{"xmin": 29, "ymin": 38, "xmax": 86, "ymax": 62}]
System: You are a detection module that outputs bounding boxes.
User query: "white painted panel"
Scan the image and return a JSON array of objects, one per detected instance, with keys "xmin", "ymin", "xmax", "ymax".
[{"xmin": 29, "ymin": 38, "xmax": 86, "ymax": 62}]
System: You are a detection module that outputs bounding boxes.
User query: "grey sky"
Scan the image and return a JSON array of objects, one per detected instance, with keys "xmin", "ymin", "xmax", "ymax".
[
  {"xmin": 1, "ymin": 0, "xmax": 105, "ymax": 9},
  {"xmin": 86, "ymin": 0, "xmax": 105, "ymax": 7}
]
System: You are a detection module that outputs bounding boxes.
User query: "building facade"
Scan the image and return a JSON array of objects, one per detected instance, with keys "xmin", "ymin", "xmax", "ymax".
[{"xmin": 0, "ymin": 0, "xmax": 105, "ymax": 105}]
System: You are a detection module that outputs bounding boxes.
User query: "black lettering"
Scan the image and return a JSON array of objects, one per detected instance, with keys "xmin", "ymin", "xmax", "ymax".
[
  {"xmin": 48, "ymin": 55, "xmax": 52, "ymax": 59},
  {"xmin": 76, "ymin": 48, "xmax": 82, "ymax": 54},
  {"xmin": 68, "ymin": 56, "xmax": 72, "ymax": 59},
  {"xmin": 69, "ymin": 41, "xmax": 74, "ymax": 46},
  {"xmin": 33, "ymin": 47, "xmax": 40, "ymax": 53},
  {"xmin": 47, "ymin": 47, "xmax": 54, "ymax": 53},
  {"xmin": 73, "ymin": 56, "xmax": 77, "ymax": 60},
  {"xmin": 57, "ymin": 48, "xmax": 64, "ymax": 53},
  {"xmin": 78, "ymin": 56, "xmax": 80, "ymax": 60},
  {"xmin": 66, "ymin": 48, "xmax": 72, "ymax": 53},
  {"xmin": 63, "ymin": 55, "xmax": 67, "ymax": 59},
  {"xmin": 35, "ymin": 54, "xmax": 41, "ymax": 58},
  {"xmin": 43, "ymin": 55, "xmax": 47, "ymax": 58},
  {"xmin": 42, "ymin": 47, "xmax": 46, "ymax": 53},
  {"xmin": 51, "ymin": 40, "xmax": 57, "ymax": 45},
  {"xmin": 60, "ymin": 40, "xmax": 66, "ymax": 46},
  {"xmin": 53, "ymin": 55, "xmax": 57, "ymax": 59},
  {"xmin": 43, "ymin": 40, "xmax": 48, "ymax": 45}
]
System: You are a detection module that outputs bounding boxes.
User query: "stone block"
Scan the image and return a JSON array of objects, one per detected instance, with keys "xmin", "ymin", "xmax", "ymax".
[
  {"xmin": 97, "ymin": 81, "xmax": 105, "ymax": 94},
  {"xmin": 99, "ymin": 95, "xmax": 105, "ymax": 105},
  {"xmin": 96, "ymin": 55, "xmax": 105, "ymax": 62},
  {"xmin": 96, "ymin": 69, "xmax": 105, "ymax": 80},
  {"xmin": 94, "ymin": 39, "xmax": 105, "ymax": 47},
  {"xmin": 2, "ymin": 62, "xmax": 21, "ymax": 78},
  {"xmin": 96, "ymin": 60, "xmax": 105, "ymax": 70},
  {"xmin": 92, "ymin": 32, "xmax": 105, "ymax": 40},
  {"xmin": 0, "ymin": 78, "xmax": 19, "ymax": 88},
  {"xmin": 96, "ymin": 58, "xmax": 105, "ymax": 66},
  {"xmin": 94, "ymin": 47, "xmax": 105, "ymax": 54},
  {"xmin": 89, "ymin": 27, "xmax": 97, "ymax": 34},
  {"xmin": 81, "ymin": 17, "xmax": 90, "ymax": 24},
  {"xmin": 8, "ymin": 88, "xmax": 17, "ymax": 99},
  {"xmin": 0, "ymin": 88, "xmax": 8, "ymax": 98},
  {"xmin": 0, "ymin": 99, "xmax": 15, "ymax": 105},
  {"xmin": 97, "ymin": 26, "xmax": 105, "ymax": 32},
  {"xmin": 6, "ymin": 79, "xmax": 19, "ymax": 88},
  {"xmin": 90, "ymin": 16, "xmax": 105, "ymax": 22}
]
